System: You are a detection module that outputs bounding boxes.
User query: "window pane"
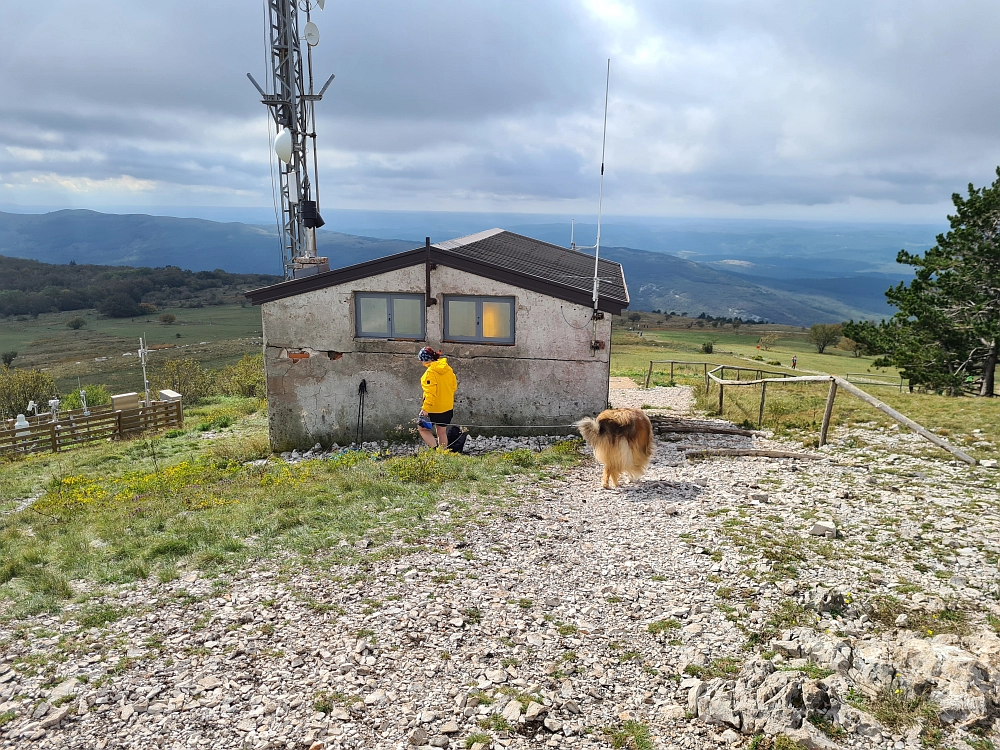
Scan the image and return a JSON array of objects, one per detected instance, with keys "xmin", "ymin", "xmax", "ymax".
[
  {"xmin": 392, "ymin": 296, "xmax": 423, "ymax": 337},
  {"xmin": 482, "ymin": 300, "xmax": 512, "ymax": 339},
  {"xmin": 447, "ymin": 299, "xmax": 477, "ymax": 338},
  {"xmin": 358, "ymin": 296, "xmax": 388, "ymax": 335}
]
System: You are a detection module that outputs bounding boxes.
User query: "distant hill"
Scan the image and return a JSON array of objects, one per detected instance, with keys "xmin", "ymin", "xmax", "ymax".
[
  {"xmin": 0, "ymin": 209, "xmax": 898, "ymax": 325},
  {"xmin": 0, "ymin": 209, "xmax": 413, "ymax": 274}
]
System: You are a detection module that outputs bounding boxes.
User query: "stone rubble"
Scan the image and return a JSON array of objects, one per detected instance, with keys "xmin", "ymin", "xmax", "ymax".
[{"xmin": 1, "ymin": 386, "xmax": 998, "ymax": 750}]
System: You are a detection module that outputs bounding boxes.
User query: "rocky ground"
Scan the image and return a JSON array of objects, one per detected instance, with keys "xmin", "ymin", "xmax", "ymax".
[{"xmin": 2, "ymin": 386, "xmax": 999, "ymax": 750}]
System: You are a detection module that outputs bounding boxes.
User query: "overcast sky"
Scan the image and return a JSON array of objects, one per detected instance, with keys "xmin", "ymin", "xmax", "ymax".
[{"xmin": 3, "ymin": 0, "xmax": 1000, "ymax": 222}]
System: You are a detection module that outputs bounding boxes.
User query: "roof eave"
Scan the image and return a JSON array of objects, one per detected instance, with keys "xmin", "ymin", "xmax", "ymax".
[{"xmin": 245, "ymin": 243, "xmax": 629, "ymax": 314}]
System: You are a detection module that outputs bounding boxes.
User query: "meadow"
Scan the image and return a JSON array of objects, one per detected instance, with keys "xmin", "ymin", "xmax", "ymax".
[
  {"xmin": 0, "ymin": 305, "xmax": 263, "ymax": 395},
  {"xmin": 610, "ymin": 321, "xmax": 1000, "ymax": 462},
  {"xmin": 0, "ymin": 395, "xmax": 584, "ymax": 621}
]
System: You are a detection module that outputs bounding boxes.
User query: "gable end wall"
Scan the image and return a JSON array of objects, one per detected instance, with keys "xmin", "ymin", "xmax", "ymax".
[{"xmin": 260, "ymin": 265, "xmax": 611, "ymax": 448}]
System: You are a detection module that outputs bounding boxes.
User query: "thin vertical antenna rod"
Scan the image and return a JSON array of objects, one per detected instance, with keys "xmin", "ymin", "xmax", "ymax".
[
  {"xmin": 592, "ymin": 59, "xmax": 610, "ymax": 313},
  {"xmin": 571, "ymin": 219, "xmax": 575, "ymax": 250}
]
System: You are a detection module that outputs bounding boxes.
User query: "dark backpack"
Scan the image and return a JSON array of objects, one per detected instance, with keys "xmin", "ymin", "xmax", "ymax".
[{"xmin": 445, "ymin": 425, "xmax": 468, "ymax": 454}]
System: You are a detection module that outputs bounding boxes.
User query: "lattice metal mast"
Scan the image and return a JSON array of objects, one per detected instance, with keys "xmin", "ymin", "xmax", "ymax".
[{"xmin": 249, "ymin": 0, "xmax": 335, "ymax": 280}]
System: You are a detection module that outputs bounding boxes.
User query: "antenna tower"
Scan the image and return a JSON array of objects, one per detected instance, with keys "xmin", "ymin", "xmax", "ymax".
[{"xmin": 249, "ymin": 0, "xmax": 335, "ymax": 280}]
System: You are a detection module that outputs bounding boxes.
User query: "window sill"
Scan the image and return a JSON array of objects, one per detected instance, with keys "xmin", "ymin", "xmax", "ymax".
[{"xmin": 442, "ymin": 339, "xmax": 515, "ymax": 346}]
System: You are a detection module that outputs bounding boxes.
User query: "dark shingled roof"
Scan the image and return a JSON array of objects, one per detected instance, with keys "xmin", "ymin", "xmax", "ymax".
[
  {"xmin": 245, "ymin": 228, "xmax": 630, "ymax": 313},
  {"xmin": 432, "ymin": 229, "xmax": 629, "ymax": 305}
]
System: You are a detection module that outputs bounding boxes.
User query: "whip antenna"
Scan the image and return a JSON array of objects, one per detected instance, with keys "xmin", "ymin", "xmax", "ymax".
[{"xmin": 591, "ymin": 59, "xmax": 611, "ymax": 348}]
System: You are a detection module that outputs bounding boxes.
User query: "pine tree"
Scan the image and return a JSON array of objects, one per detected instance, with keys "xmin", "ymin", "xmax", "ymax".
[{"xmin": 850, "ymin": 168, "xmax": 1000, "ymax": 395}]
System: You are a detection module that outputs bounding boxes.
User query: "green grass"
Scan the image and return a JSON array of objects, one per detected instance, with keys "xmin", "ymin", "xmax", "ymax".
[
  {"xmin": 0, "ymin": 397, "xmax": 584, "ymax": 622},
  {"xmin": 603, "ymin": 720, "xmax": 653, "ymax": 750},
  {"xmin": 0, "ymin": 304, "xmax": 263, "ymax": 394},
  {"xmin": 610, "ymin": 327, "xmax": 1000, "ymax": 460},
  {"xmin": 647, "ymin": 618, "xmax": 680, "ymax": 634},
  {"xmin": 683, "ymin": 657, "xmax": 742, "ymax": 679}
]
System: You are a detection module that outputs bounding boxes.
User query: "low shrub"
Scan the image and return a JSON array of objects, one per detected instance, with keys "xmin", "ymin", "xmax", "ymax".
[
  {"xmin": 60, "ymin": 384, "xmax": 111, "ymax": 410},
  {"xmin": 0, "ymin": 366, "xmax": 56, "ymax": 419}
]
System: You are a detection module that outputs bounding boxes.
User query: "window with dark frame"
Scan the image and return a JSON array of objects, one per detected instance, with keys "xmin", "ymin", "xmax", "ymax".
[
  {"xmin": 354, "ymin": 293, "xmax": 425, "ymax": 339},
  {"xmin": 443, "ymin": 295, "xmax": 516, "ymax": 344}
]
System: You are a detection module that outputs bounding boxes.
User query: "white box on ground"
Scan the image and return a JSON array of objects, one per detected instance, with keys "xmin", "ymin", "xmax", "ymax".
[{"xmin": 158, "ymin": 390, "xmax": 182, "ymax": 402}]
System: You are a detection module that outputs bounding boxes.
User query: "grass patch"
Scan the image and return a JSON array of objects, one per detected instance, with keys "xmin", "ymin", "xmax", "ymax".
[
  {"xmin": 868, "ymin": 596, "xmax": 971, "ymax": 636},
  {"xmin": 76, "ymin": 603, "xmax": 126, "ymax": 628},
  {"xmin": 603, "ymin": 720, "xmax": 653, "ymax": 750},
  {"xmin": 647, "ymin": 619, "xmax": 680, "ymax": 635},
  {"xmin": 0, "ymin": 400, "xmax": 584, "ymax": 623},
  {"xmin": 807, "ymin": 714, "xmax": 846, "ymax": 739},
  {"xmin": 683, "ymin": 657, "xmax": 742, "ymax": 679},
  {"xmin": 748, "ymin": 735, "xmax": 808, "ymax": 750},
  {"xmin": 464, "ymin": 733, "xmax": 492, "ymax": 748},
  {"xmin": 847, "ymin": 685, "xmax": 940, "ymax": 734},
  {"xmin": 477, "ymin": 715, "xmax": 513, "ymax": 732}
]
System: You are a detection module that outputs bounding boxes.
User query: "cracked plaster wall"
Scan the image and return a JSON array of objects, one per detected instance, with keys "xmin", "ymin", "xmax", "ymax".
[{"xmin": 260, "ymin": 265, "xmax": 614, "ymax": 449}]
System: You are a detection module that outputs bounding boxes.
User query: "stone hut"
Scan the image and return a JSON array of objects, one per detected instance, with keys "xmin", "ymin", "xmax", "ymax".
[{"xmin": 245, "ymin": 229, "xmax": 630, "ymax": 449}]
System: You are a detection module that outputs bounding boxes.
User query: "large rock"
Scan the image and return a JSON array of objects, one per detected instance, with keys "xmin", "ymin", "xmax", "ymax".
[{"xmin": 891, "ymin": 636, "xmax": 998, "ymax": 727}]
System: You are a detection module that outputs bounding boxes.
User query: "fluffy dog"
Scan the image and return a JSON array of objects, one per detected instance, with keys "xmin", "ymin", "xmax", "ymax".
[{"xmin": 576, "ymin": 408, "xmax": 654, "ymax": 489}]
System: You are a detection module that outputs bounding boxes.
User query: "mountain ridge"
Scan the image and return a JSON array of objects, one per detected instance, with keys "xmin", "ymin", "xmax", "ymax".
[{"xmin": 0, "ymin": 209, "xmax": 896, "ymax": 325}]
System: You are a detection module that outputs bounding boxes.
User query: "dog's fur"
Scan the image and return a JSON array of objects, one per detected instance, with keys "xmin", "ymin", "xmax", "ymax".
[{"xmin": 576, "ymin": 408, "xmax": 654, "ymax": 489}]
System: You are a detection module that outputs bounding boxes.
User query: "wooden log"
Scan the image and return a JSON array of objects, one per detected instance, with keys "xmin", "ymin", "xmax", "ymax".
[
  {"xmin": 656, "ymin": 425, "xmax": 756, "ymax": 437},
  {"xmin": 685, "ymin": 448, "xmax": 823, "ymax": 460},
  {"xmin": 833, "ymin": 378, "xmax": 977, "ymax": 465},
  {"xmin": 819, "ymin": 379, "xmax": 838, "ymax": 446}
]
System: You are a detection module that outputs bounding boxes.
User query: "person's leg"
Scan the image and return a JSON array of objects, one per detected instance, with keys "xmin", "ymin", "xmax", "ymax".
[
  {"xmin": 417, "ymin": 425, "xmax": 437, "ymax": 448},
  {"xmin": 435, "ymin": 424, "xmax": 448, "ymax": 447}
]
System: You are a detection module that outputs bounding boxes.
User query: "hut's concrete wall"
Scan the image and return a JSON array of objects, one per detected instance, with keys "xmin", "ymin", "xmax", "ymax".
[{"xmin": 260, "ymin": 265, "xmax": 612, "ymax": 449}]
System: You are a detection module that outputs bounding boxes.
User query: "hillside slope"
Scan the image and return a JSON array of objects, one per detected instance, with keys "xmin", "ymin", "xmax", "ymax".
[{"xmin": 0, "ymin": 210, "xmax": 894, "ymax": 324}]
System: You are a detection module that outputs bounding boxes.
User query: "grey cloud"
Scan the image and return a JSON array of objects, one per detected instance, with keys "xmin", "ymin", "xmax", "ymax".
[{"xmin": 3, "ymin": 0, "xmax": 1000, "ymax": 217}]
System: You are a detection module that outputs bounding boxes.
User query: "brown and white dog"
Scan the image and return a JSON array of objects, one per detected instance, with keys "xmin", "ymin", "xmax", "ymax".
[{"xmin": 576, "ymin": 408, "xmax": 654, "ymax": 489}]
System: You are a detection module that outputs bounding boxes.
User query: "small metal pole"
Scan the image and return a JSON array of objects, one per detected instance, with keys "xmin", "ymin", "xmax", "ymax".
[
  {"xmin": 819, "ymin": 379, "xmax": 838, "ymax": 446},
  {"xmin": 758, "ymin": 381, "xmax": 767, "ymax": 427}
]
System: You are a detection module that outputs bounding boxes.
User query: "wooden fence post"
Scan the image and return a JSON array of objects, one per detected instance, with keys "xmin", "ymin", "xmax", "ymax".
[
  {"xmin": 704, "ymin": 363, "xmax": 708, "ymax": 391},
  {"xmin": 718, "ymin": 383, "xmax": 725, "ymax": 415},
  {"xmin": 670, "ymin": 361, "xmax": 674, "ymax": 383},
  {"xmin": 645, "ymin": 361, "xmax": 654, "ymax": 389},
  {"xmin": 758, "ymin": 381, "xmax": 767, "ymax": 427},
  {"xmin": 50, "ymin": 423, "xmax": 57, "ymax": 453},
  {"xmin": 819, "ymin": 379, "xmax": 838, "ymax": 446}
]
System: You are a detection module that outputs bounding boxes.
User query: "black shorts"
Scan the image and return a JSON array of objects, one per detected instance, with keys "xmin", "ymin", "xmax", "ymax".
[{"xmin": 426, "ymin": 409, "xmax": 453, "ymax": 426}]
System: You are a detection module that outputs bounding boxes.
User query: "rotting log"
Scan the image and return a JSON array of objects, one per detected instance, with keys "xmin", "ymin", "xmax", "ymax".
[
  {"xmin": 655, "ymin": 425, "xmax": 756, "ymax": 437},
  {"xmin": 685, "ymin": 448, "xmax": 823, "ymax": 461},
  {"xmin": 833, "ymin": 378, "xmax": 976, "ymax": 465}
]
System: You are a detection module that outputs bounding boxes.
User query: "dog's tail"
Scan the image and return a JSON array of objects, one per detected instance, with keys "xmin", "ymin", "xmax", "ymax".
[{"xmin": 576, "ymin": 416, "xmax": 601, "ymax": 445}]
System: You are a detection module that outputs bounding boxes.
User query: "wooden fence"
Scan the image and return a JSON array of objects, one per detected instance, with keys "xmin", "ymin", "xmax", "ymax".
[
  {"xmin": 0, "ymin": 400, "xmax": 183, "ymax": 456},
  {"xmin": 644, "ymin": 359, "xmax": 790, "ymax": 390},
  {"xmin": 703, "ymin": 366, "xmax": 976, "ymax": 465}
]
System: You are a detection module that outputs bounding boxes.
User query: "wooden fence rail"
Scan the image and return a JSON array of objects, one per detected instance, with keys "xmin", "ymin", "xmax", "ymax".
[
  {"xmin": 0, "ymin": 400, "xmax": 182, "ymax": 456},
  {"xmin": 644, "ymin": 359, "xmax": 791, "ymax": 390},
  {"xmin": 703, "ymin": 367, "xmax": 976, "ymax": 465}
]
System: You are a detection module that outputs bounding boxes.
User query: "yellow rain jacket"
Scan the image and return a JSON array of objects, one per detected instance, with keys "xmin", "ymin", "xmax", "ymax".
[{"xmin": 421, "ymin": 358, "xmax": 457, "ymax": 413}]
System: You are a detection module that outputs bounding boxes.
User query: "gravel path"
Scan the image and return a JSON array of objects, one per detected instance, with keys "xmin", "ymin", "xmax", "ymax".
[{"xmin": 2, "ymin": 388, "xmax": 999, "ymax": 750}]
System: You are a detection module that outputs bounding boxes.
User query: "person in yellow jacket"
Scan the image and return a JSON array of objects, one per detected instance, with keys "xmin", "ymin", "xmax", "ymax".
[{"xmin": 417, "ymin": 346, "xmax": 458, "ymax": 449}]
